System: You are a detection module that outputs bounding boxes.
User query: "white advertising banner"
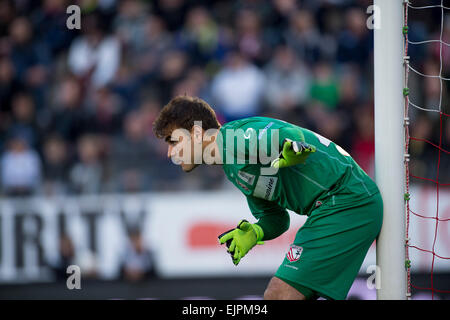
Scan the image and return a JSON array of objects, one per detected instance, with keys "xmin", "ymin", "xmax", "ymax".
[
  {"xmin": 0, "ymin": 185, "xmax": 448, "ymax": 282},
  {"xmin": 147, "ymin": 191, "xmax": 308, "ymax": 277}
]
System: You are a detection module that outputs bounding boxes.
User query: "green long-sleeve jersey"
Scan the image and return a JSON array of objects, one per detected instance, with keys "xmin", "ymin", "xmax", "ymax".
[{"xmin": 217, "ymin": 116, "xmax": 380, "ymax": 240}]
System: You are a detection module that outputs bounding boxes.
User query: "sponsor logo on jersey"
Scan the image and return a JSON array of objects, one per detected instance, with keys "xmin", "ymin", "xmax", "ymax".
[
  {"xmin": 235, "ymin": 179, "xmax": 249, "ymax": 191},
  {"xmin": 237, "ymin": 170, "xmax": 256, "ymax": 185},
  {"xmin": 286, "ymin": 245, "xmax": 303, "ymax": 262},
  {"xmin": 253, "ymin": 176, "xmax": 278, "ymax": 200}
]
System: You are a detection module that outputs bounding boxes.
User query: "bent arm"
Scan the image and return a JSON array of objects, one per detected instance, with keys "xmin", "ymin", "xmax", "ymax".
[{"xmin": 247, "ymin": 196, "xmax": 290, "ymax": 241}]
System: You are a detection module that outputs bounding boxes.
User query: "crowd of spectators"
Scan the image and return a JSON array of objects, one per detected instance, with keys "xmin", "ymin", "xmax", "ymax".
[{"xmin": 0, "ymin": 0, "xmax": 449, "ymax": 197}]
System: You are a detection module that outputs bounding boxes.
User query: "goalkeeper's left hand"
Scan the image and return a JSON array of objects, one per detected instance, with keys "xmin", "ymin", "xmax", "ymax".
[
  {"xmin": 271, "ymin": 138, "xmax": 316, "ymax": 169},
  {"xmin": 218, "ymin": 220, "xmax": 264, "ymax": 266}
]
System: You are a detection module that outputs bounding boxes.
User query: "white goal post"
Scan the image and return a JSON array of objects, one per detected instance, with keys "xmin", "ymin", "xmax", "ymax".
[{"xmin": 374, "ymin": 0, "xmax": 407, "ymax": 299}]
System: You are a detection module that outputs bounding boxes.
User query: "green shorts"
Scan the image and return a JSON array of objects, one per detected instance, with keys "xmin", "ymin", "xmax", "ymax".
[{"xmin": 275, "ymin": 191, "xmax": 383, "ymax": 300}]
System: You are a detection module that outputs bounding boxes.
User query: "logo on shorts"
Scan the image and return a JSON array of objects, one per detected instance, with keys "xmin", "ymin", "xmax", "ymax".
[{"xmin": 286, "ymin": 245, "xmax": 303, "ymax": 262}]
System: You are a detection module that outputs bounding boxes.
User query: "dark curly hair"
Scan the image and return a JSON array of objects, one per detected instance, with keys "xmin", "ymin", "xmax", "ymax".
[{"xmin": 152, "ymin": 96, "xmax": 221, "ymax": 139}]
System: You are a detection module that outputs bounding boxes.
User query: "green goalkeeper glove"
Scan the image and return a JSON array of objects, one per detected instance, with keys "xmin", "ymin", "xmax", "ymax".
[
  {"xmin": 271, "ymin": 138, "xmax": 316, "ymax": 169},
  {"xmin": 218, "ymin": 220, "xmax": 264, "ymax": 266}
]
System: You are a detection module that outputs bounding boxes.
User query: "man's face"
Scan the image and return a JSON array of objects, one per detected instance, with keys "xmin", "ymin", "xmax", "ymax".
[{"xmin": 165, "ymin": 127, "xmax": 200, "ymax": 172}]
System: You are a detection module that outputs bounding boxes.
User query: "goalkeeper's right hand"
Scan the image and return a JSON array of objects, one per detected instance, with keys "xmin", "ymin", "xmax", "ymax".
[
  {"xmin": 271, "ymin": 138, "xmax": 316, "ymax": 169},
  {"xmin": 218, "ymin": 220, "xmax": 264, "ymax": 266}
]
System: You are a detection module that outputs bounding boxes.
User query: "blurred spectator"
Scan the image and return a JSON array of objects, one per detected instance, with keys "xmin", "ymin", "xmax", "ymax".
[
  {"xmin": 309, "ymin": 61, "xmax": 340, "ymax": 110},
  {"xmin": 336, "ymin": 8, "xmax": 372, "ymax": 67},
  {"xmin": 42, "ymin": 134, "xmax": 70, "ymax": 196},
  {"xmin": 431, "ymin": 15, "xmax": 450, "ymax": 75},
  {"xmin": 407, "ymin": 20, "xmax": 429, "ymax": 68},
  {"xmin": 178, "ymin": 6, "xmax": 223, "ymax": 66},
  {"xmin": 0, "ymin": 57, "xmax": 20, "ymax": 152},
  {"xmin": 351, "ymin": 105, "xmax": 375, "ymax": 177},
  {"xmin": 235, "ymin": 9, "xmax": 271, "ymax": 66},
  {"xmin": 422, "ymin": 59, "xmax": 444, "ymax": 111},
  {"xmin": 284, "ymin": 10, "xmax": 330, "ymax": 65},
  {"xmin": 50, "ymin": 233, "xmax": 76, "ymax": 281},
  {"xmin": 49, "ymin": 75, "xmax": 86, "ymax": 142},
  {"xmin": 120, "ymin": 229, "xmax": 156, "ymax": 282},
  {"xmin": 152, "ymin": 0, "xmax": 188, "ymax": 32},
  {"xmin": 337, "ymin": 66, "xmax": 365, "ymax": 113},
  {"xmin": 107, "ymin": 111, "xmax": 154, "ymax": 192},
  {"xmin": 113, "ymin": 0, "xmax": 149, "ymax": 53},
  {"xmin": 409, "ymin": 114, "xmax": 436, "ymax": 181},
  {"xmin": 172, "ymin": 67, "xmax": 209, "ymax": 99},
  {"xmin": 134, "ymin": 15, "xmax": 173, "ymax": 77},
  {"xmin": 110, "ymin": 62, "xmax": 141, "ymax": 110},
  {"xmin": 68, "ymin": 14, "xmax": 121, "ymax": 88},
  {"xmin": 84, "ymin": 87, "xmax": 123, "ymax": 136},
  {"xmin": 0, "ymin": 57, "xmax": 22, "ymax": 115},
  {"xmin": 155, "ymin": 50, "xmax": 189, "ymax": 103},
  {"xmin": 9, "ymin": 92, "xmax": 39, "ymax": 147},
  {"xmin": 267, "ymin": 0, "xmax": 299, "ymax": 33},
  {"xmin": 8, "ymin": 15, "xmax": 50, "ymax": 109},
  {"xmin": 139, "ymin": 98, "xmax": 162, "ymax": 137},
  {"xmin": 0, "ymin": 134, "xmax": 41, "ymax": 196},
  {"xmin": 211, "ymin": 52, "xmax": 265, "ymax": 122},
  {"xmin": 8, "ymin": 16, "xmax": 50, "ymax": 86},
  {"xmin": 263, "ymin": 45, "xmax": 312, "ymax": 112},
  {"xmin": 306, "ymin": 102, "xmax": 348, "ymax": 151},
  {"xmin": 69, "ymin": 134, "xmax": 103, "ymax": 194},
  {"xmin": 33, "ymin": 0, "xmax": 76, "ymax": 55},
  {"xmin": 0, "ymin": 0, "xmax": 15, "ymax": 38},
  {"xmin": 77, "ymin": 248, "xmax": 98, "ymax": 279}
]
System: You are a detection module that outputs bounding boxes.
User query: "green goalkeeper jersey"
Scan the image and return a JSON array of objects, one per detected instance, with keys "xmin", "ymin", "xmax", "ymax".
[{"xmin": 217, "ymin": 116, "xmax": 380, "ymax": 239}]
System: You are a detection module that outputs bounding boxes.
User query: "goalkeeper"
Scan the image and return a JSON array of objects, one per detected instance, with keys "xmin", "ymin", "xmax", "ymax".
[{"xmin": 153, "ymin": 96, "xmax": 383, "ymax": 300}]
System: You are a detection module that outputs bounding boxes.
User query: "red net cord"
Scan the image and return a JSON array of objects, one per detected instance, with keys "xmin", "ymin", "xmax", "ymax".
[{"xmin": 404, "ymin": 0, "xmax": 450, "ymax": 300}]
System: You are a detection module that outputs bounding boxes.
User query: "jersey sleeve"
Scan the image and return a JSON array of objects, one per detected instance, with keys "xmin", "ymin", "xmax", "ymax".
[
  {"xmin": 258, "ymin": 123, "xmax": 311, "ymax": 159},
  {"xmin": 278, "ymin": 126, "xmax": 306, "ymax": 144},
  {"xmin": 224, "ymin": 119, "xmax": 310, "ymax": 167},
  {"xmin": 246, "ymin": 195, "xmax": 290, "ymax": 241}
]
